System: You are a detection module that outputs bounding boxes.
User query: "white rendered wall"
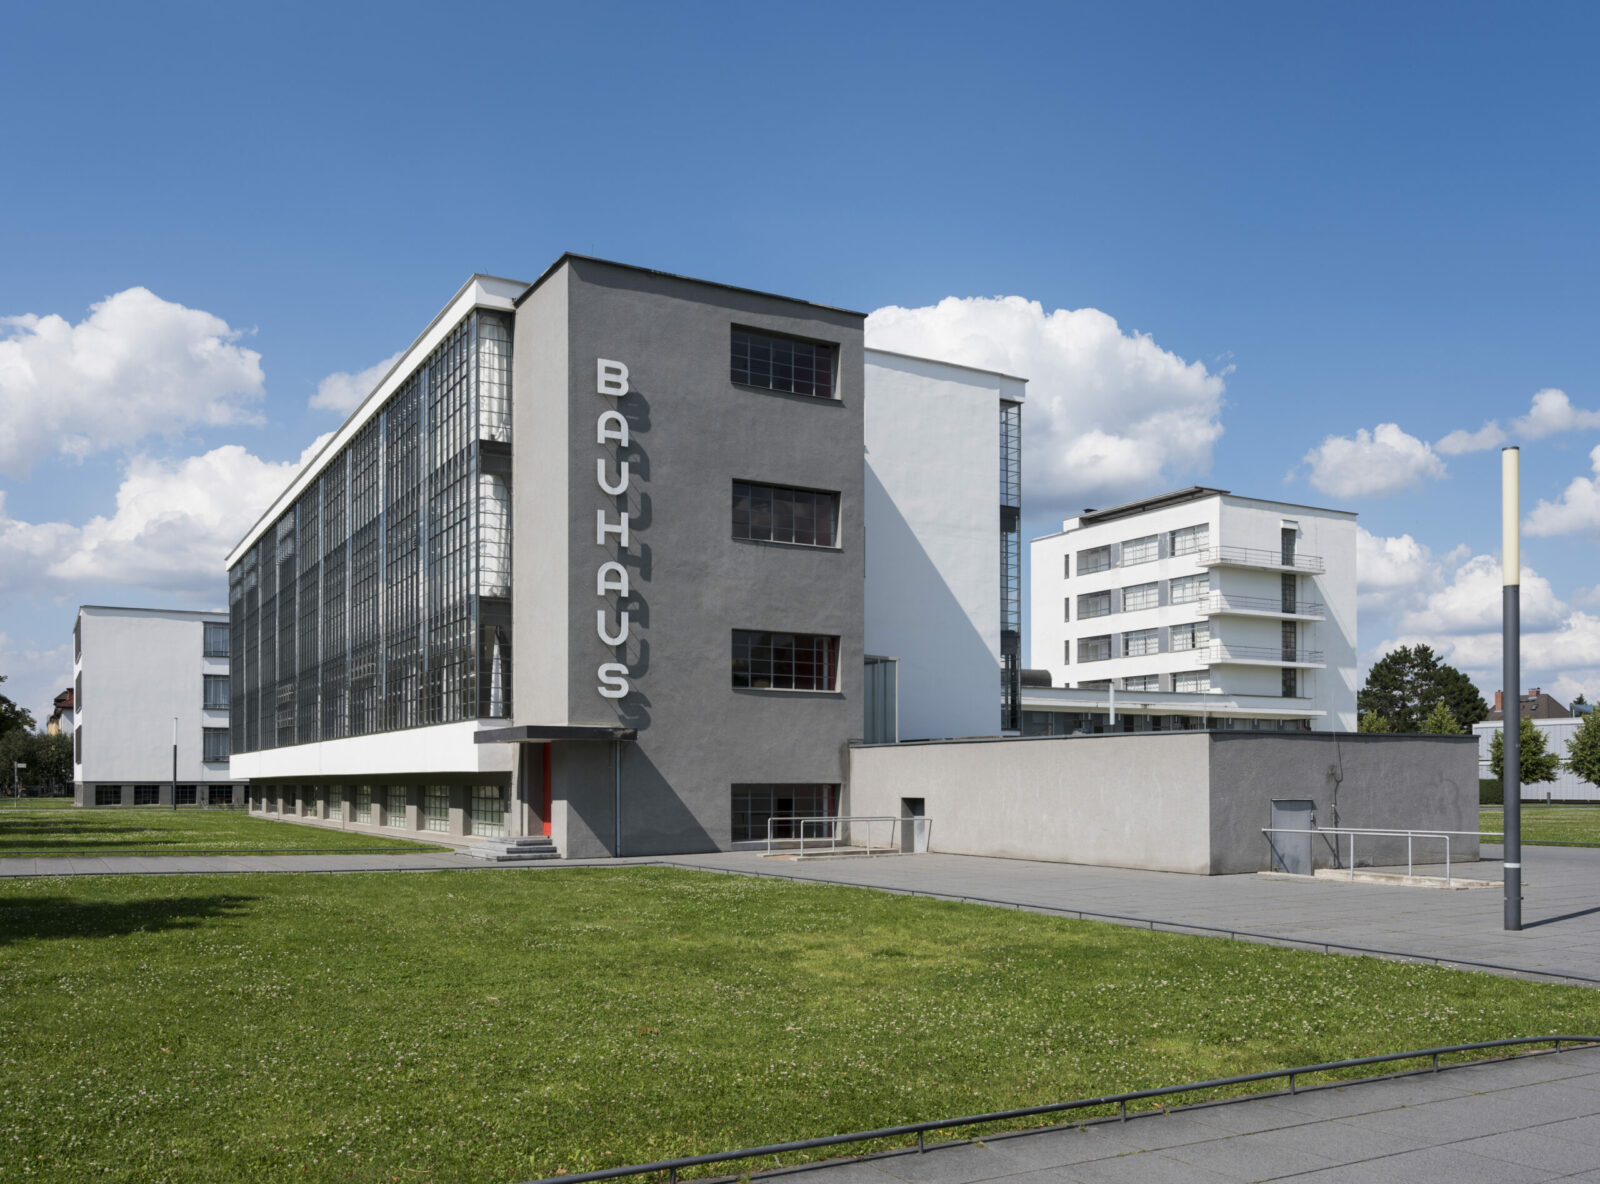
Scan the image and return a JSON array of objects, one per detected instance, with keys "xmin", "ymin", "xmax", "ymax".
[
  {"xmin": 228, "ymin": 720, "xmax": 513, "ymax": 781},
  {"xmin": 1473, "ymin": 717, "xmax": 1595, "ymax": 800},
  {"xmin": 73, "ymin": 608, "xmax": 234, "ymax": 785},
  {"xmin": 864, "ymin": 350, "xmax": 1024, "ymax": 739}
]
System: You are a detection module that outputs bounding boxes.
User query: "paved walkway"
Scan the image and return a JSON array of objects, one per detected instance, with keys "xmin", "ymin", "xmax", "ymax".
[{"xmin": 767, "ymin": 1046, "xmax": 1600, "ymax": 1184}]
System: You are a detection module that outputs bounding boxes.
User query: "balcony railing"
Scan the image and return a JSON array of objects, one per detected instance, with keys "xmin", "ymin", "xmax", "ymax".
[
  {"xmin": 1196, "ymin": 592, "xmax": 1325, "ymax": 618},
  {"xmin": 1197, "ymin": 642, "xmax": 1325, "ymax": 666},
  {"xmin": 1193, "ymin": 545, "xmax": 1324, "ymax": 572}
]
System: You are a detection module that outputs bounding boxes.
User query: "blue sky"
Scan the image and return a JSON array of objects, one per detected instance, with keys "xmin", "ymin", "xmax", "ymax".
[{"xmin": 3, "ymin": 1, "xmax": 1600, "ymax": 720}]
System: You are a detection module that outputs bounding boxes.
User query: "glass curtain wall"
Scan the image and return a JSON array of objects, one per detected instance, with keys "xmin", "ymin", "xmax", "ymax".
[
  {"xmin": 999, "ymin": 400, "xmax": 1022, "ymax": 731},
  {"xmin": 228, "ymin": 309, "xmax": 514, "ymax": 756}
]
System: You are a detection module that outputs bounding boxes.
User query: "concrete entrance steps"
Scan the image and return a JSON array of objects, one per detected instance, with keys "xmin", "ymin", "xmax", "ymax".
[{"xmin": 465, "ymin": 836, "xmax": 559, "ymax": 862}]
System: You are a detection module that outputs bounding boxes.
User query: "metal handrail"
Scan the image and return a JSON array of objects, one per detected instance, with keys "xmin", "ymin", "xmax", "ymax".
[
  {"xmin": 1196, "ymin": 592, "xmax": 1325, "ymax": 617},
  {"xmin": 1193, "ymin": 545, "xmax": 1325, "ymax": 572},
  {"xmin": 764, "ymin": 815, "xmax": 909, "ymax": 854},
  {"xmin": 1263, "ymin": 825, "xmax": 1502, "ymax": 887},
  {"xmin": 519, "ymin": 1036, "xmax": 1600, "ymax": 1184},
  {"xmin": 1199, "ymin": 643, "xmax": 1325, "ymax": 664}
]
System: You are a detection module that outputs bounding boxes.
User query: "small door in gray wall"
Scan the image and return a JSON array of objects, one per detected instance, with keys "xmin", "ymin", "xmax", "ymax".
[{"xmin": 1269, "ymin": 798, "xmax": 1315, "ymax": 874}]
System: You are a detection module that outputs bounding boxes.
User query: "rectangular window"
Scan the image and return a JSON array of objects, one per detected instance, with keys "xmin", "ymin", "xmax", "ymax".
[
  {"xmin": 1077, "ymin": 546, "xmax": 1111, "ymax": 575},
  {"xmin": 1078, "ymin": 635, "xmax": 1112, "ymax": 663},
  {"xmin": 469, "ymin": 785, "xmax": 505, "ymax": 837},
  {"xmin": 134, "ymin": 785, "xmax": 160, "ymax": 806},
  {"xmin": 730, "ymin": 328, "xmax": 835, "ymax": 399},
  {"xmin": 1077, "ymin": 679, "xmax": 1113, "ymax": 690},
  {"xmin": 1063, "ymin": 555, "xmax": 1071, "ymax": 579},
  {"xmin": 95, "ymin": 785, "xmax": 119, "ymax": 806},
  {"xmin": 1282, "ymin": 668, "xmax": 1298, "ymax": 698},
  {"xmin": 1170, "ymin": 573, "xmax": 1210, "ymax": 604},
  {"xmin": 1122, "ymin": 582, "xmax": 1158, "ymax": 612},
  {"xmin": 326, "ymin": 786, "xmax": 342, "ymax": 819},
  {"xmin": 1170, "ymin": 621, "xmax": 1211, "ymax": 651},
  {"xmin": 1173, "ymin": 669, "xmax": 1211, "ymax": 693},
  {"xmin": 203, "ymin": 621, "xmax": 230, "ymax": 657},
  {"xmin": 203, "ymin": 675, "xmax": 230, "ymax": 710},
  {"xmin": 209, "ymin": 786, "xmax": 232, "ymax": 806},
  {"xmin": 1124, "ymin": 675, "xmax": 1160, "ymax": 692},
  {"xmin": 1077, "ymin": 591, "xmax": 1111, "ymax": 619},
  {"xmin": 203, "ymin": 728, "xmax": 230, "ymax": 763},
  {"xmin": 1123, "ymin": 628, "xmax": 1159, "ymax": 657},
  {"xmin": 354, "ymin": 786, "xmax": 372, "ymax": 824},
  {"xmin": 1170, "ymin": 524, "xmax": 1209, "ymax": 556},
  {"xmin": 1121, "ymin": 534, "xmax": 1158, "ymax": 565},
  {"xmin": 424, "ymin": 786, "xmax": 449, "ymax": 832},
  {"xmin": 74, "ymin": 726, "xmax": 81, "ymax": 764},
  {"xmin": 731, "ymin": 783, "xmax": 837, "ymax": 843},
  {"xmin": 175, "ymin": 785, "xmax": 197, "ymax": 806},
  {"xmin": 386, "ymin": 786, "xmax": 408, "ymax": 828},
  {"xmin": 1063, "ymin": 599, "xmax": 1071, "ymax": 622},
  {"xmin": 732, "ymin": 481, "xmax": 838, "ymax": 548},
  {"xmin": 732, "ymin": 630, "xmax": 840, "ymax": 692}
]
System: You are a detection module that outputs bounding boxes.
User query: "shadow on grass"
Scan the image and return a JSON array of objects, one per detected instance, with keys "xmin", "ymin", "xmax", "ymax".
[{"xmin": 0, "ymin": 893, "xmax": 257, "ymax": 945}]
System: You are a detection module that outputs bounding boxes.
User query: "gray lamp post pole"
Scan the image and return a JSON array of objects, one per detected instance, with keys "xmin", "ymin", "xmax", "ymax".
[
  {"xmin": 1503, "ymin": 446, "xmax": 1522, "ymax": 931},
  {"xmin": 12, "ymin": 761, "xmax": 24, "ymax": 805},
  {"xmin": 171, "ymin": 716, "xmax": 178, "ymax": 812}
]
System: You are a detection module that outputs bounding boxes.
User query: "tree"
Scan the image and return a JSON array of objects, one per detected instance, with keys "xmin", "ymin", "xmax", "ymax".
[
  {"xmin": 1568, "ymin": 711, "xmax": 1600, "ymax": 792},
  {"xmin": 1358, "ymin": 645, "xmax": 1490, "ymax": 733},
  {"xmin": 1420, "ymin": 699, "xmax": 1460, "ymax": 734},
  {"xmin": 1358, "ymin": 711, "xmax": 1392, "ymax": 733},
  {"xmin": 0, "ymin": 675, "xmax": 35, "ymax": 738},
  {"xmin": 1574, "ymin": 693, "xmax": 1589, "ymax": 708},
  {"xmin": 1490, "ymin": 716, "xmax": 1561, "ymax": 786}
]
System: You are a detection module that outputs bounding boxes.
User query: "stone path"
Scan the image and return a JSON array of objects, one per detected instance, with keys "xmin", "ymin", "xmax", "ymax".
[{"xmin": 763, "ymin": 1046, "xmax": 1600, "ymax": 1184}]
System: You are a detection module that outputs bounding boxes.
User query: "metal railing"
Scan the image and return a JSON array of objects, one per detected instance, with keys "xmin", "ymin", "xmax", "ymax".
[
  {"xmin": 519, "ymin": 1036, "xmax": 1600, "ymax": 1184},
  {"xmin": 1193, "ymin": 545, "xmax": 1325, "ymax": 572},
  {"xmin": 1262, "ymin": 825, "xmax": 1503, "ymax": 887},
  {"xmin": 764, "ymin": 815, "xmax": 911, "ymax": 855},
  {"xmin": 1195, "ymin": 592, "xmax": 1325, "ymax": 617},
  {"xmin": 1198, "ymin": 643, "xmax": 1325, "ymax": 665}
]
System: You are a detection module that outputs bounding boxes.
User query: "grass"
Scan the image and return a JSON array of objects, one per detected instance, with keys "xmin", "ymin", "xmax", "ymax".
[
  {"xmin": 0, "ymin": 807, "xmax": 449, "ymax": 857},
  {"xmin": 0, "ymin": 797, "xmax": 73, "ymax": 809},
  {"xmin": 1482, "ymin": 803, "xmax": 1600, "ymax": 847},
  {"xmin": 1, "ymin": 867, "xmax": 1597, "ymax": 1183}
]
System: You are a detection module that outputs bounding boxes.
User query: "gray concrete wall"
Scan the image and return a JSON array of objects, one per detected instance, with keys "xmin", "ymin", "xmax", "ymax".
[
  {"xmin": 848, "ymin": 733, "xmax": 1215, "ymax": 873},
  {"xmin": 1207, "ymin": 732, "xmax": 1481, "ymax": 873}
]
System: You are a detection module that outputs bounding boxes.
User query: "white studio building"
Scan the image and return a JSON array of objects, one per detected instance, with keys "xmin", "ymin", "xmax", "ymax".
[
  {"xmin": 72, "ymin": 605, "xmax": 246, "ymax": 807},
  {"xmin": 1028, "ymin": 487, "xmax": 1358, "ymax": 734}
]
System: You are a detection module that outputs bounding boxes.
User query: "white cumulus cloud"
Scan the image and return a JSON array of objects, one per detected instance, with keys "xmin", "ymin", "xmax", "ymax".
[
  {"xmin": 865, "ymin": 295, "xmax": 1225, "ymax": 514},
  {"xmin": 0, "ymin": 287, "xmax": 265, "ymax": 477},
  {"xmin": 1434, "ymin": 421, "xmax": 1508, "ymax": 456},
  {"xmin": 1524, "ymin": 444, "xmax": 1600, "ymax": 538},
  {"xmin": 1302, "ymin": 423, "xmax": 1447, "ymax": 499},
  {"xmin": 1355, "ymin": 526, "xmax": 1443, "ymax": 613},
  {"xmin": 1396, "ymin": 553, "xmax": 1564, "ymax": 635},
  {"xmin": 310, "ymin": 350, "xmax": 403, "ymax": 414},
  {"xmin": 0, "ymin": 634, "xmax": 74, "ymax": 732},
  {"xmin": 1511, "ymin": 388, "xmax": 1600, "ymax": 440}
]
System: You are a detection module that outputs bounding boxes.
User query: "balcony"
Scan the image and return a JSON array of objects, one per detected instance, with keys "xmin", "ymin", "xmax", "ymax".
[
  {"xmin": 1196, "ymin": 592, "xmax": 1325, "ymax": 620},
  {"xmin": 1197, "ymin": 642, "xmax": 1325, "ymax": 668},
  {"xmin": 1193, "ymin": 545, "xmax": 1324, "ymax": 573}
]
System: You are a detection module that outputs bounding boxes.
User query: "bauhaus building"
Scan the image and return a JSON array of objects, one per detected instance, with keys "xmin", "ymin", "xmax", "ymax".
[{"xmin": 227, "ymin": 255, "xmax": 1023, "ymax": 856}]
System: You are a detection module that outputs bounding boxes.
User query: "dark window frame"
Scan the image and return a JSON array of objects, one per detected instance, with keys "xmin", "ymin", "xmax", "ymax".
[
  {"xmin": 730, "ymin": 327, "xmax": 837, "ymax": 400},
  {"xmin": 203, "ymin": 621, "xmax": 230, "ymax": 657},
  {"xmin": 732, "ymin": 480, "xmax": 840, "ymax": 549},
  {"xmin": 203, "ymin": 674, "xmax": 230, "ymax": 711},
  {"xmin": 732, "ymin": 630, "xmax": 841, "ymax": 692},
  {"xmin": 203, "ymin": 728, "xmax": 231, "ymax": 763}
]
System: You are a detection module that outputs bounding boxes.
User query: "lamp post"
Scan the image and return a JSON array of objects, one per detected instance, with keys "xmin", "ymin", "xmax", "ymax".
[
  {"xmin": 12, "ymin": 761, "xmax": 25, "ymax": 806},
  {"xmin": 171, "ymin": 716, "xmax": 178, "ymax": 812},
  {"xmin": 1503, "ymin": 446, "xmax": 1522, "ymax": 931}
]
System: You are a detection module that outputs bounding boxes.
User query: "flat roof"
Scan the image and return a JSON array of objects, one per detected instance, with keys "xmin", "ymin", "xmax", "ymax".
[
  {"xmin": 474, "ymin": 724, "xmax": 638, "ymax": 743},
  {"xmin": 516, "ymin": 252, "xmax": 867, "ymax": 319},
  {"xmin": 865, "ymin": 346, "xmax": 1029, "ymax": 387},
  {"xmin": 78, "ymin": 605, "xmax": 227, "ymax": 617},
  {"xmin": 1031, "ymin": 485, "xmax": 1356, "ymax": 541}
]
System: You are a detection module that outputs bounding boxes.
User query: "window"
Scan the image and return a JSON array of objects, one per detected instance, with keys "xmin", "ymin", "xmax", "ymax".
[
  {"xmin": 204, "ymin": 675, "xmax": 230, "ymax": 710},
  {"xmin": 1122, "ymin": 582, "xmax": 1158, "ymax": 612},
  {"xmin": 74, "ymin": 726, "xmax": 81, "ymax": 764},
  {"xmin": 1124, "ymin": 675, "xmax": 1160, "ymax": 692},
  {"xmin": 732, "ymin": 630, "xmax": 839, "ymax": 691},
  {"xmin": 1121, "ymin": 534, "xmax": 1158, "ymax": 565},
  {"xmin": 326, "ymin": 786, "xmax": 343, "ymax": 819},
  {"xmin": 1078, "ymin": 635, "xmax": 1112, "ymax": 663},
  {"xmin": 1077, "ymin": 591, "xmax": 1111, "ymax": 619},
  {"xmin": 1173, "ymin": 669, "xmax": 1211, "ymax": 693},
  {"xmin": 424, "ymin": 786, "xmax": 449, "ymax": 832},
  {"xmin": 1171, "ymin": 621, "xmax": 1210, "ymax": 651},
  {"xmin": 1170, "ymin": 524, "xmax": 1209, "ymax": 556},
  {"xmin": 731, "ymin": 783, "xmax": 837, "ymax": 843},
  {"xmin": 386, "ymin": 786, "xmax": 409, "ymax": 828},
  {"xmin": 95, "ymin": 785, "xmax": 119, "ymax": 806},
  {"xmin": 1282, "ymin": 668, "xmax": 1298, "ymax": 698},
  {"xmin": 1077, "ymin": 679, "xmax": 1113, "ymax": 690},
  {"xmin": 1077, "ymin": 546, "xmax": 1111, "ymax": 575},
  {"xmin": 730, "ymin": 328, "xmax": 835, "ymax": 399},
  {"xmin": 1123, "ymin": 628, "xmax": 1159, "ymax": 657},
  {"xmin": 175, "ymin": 785, "xmax": 197, "ymax": 806},
  {"xmin": 469, "ymin": 785, "xmax": 505, "ymax": 837},
  {"xmin": 354, "ymin": 786, "xmax": 372, "ymax": 824},
  {"xmin": 1170, "ymin": 573, "xmax": 1210, "ymax": 604},
  {"xmin": 209, "ymin": 786, "xmax": 233, "ymax": 806},
  {"xmin": 203, "ymin": 728, "xmax": 230, "ymax": 763},
  {"xmin": 1063, "ymin": 555, "xmax": 1071, "ymax": 579},
  {"xmin": 1063, "ymin": 599, "xmax": 1071, "ymax": 622},
  {"xmin": 732, "ymin": 481, "xmax": 838, "ymax": 547},
  {"xmin": 203, "ymin": 621, "xmax": 229, "ymax": 657},
  {"xmin": 134, "ymin": 785, "xmax": 160, "ymax": 806}
]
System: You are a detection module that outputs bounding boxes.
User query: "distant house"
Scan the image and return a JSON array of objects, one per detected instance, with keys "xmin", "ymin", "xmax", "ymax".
[
  {"xmin": 1474, "ymin": 688, "xmax": 1596, "ymax": 801},
  {"xmin": 45, "ymin": 687, "xmax": 74, "ymax": 736},
  {"xmin": 1486, "ymin": 687, "xmax": 1569, "ymax": 721}
]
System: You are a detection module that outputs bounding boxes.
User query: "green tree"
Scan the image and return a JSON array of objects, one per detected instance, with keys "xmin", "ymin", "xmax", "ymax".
[
  {"xmin": 1574, "ymin": 693, "xmax": 1589, "ymax": 708},
  {"xmin": 1420, "ymin": 699, "xmax": 1460, "ymax": 734},
  {"xmin": 0, "ymin": 674, "xmax": 35, "ymax": 738},
  {"xmin": 1358, "ymin": 711, "xmax": 1392, "ymax": 733},
  {"xmin": 1490, "ymin": 716, "xmax": 1561, "ymax": 785},
  {"xmin": 1568, "ymin": 710, "xmax": 1600, "ymax": 792},
  {"xmin": 1358, "ymin": 645, "xmax": 1489, "ymax": 732}
]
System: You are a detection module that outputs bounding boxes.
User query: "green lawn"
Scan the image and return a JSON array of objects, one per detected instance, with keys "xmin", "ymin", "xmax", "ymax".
[
  {"xmin": 1, "ymin": 868, "xmax": 1596, "ymax": 1183},
  {"xmin": 0, "ymin": 796, "xmax": 73, "ymax": 808},
  {"xmin": 1482, "ymin": 804, "xmax": 1600, "ymax": 846},
  {"xmin": 0, "ymin": 807, "xmax": 448, "ymax": 856}
]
